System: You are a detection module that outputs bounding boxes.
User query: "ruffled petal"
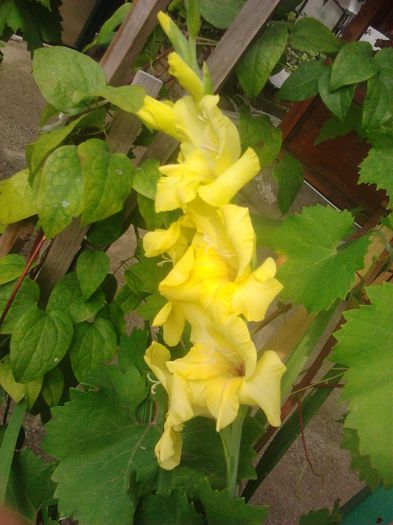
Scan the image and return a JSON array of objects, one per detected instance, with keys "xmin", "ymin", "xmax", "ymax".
[
  {"xmin": 232, "ymin": 258, "xmax": 283, "ymax": 322},
  {"xmin": 239, "ymin": 350, "xmax": 286, "ymax": 427},
  {"xmin": 155, "ymin": 424, "xmax": 183, "ymax": 470},
  {"xmin": 168, "ymin": 52, "xmax": 204, "ymax": 101},
  {"xmin": 162, "ymin": 304, "xmax": 186, "ymax": 347},
  {"xmin": 137, "ymin": 96, "xmax": 181, "ymax": 139},
  {"xmin": 167, "ymin": 343, "xmax": 235, "ymax": 380},
  {"xmin": 144, "ymin": 341, "xmax": 171, "ymax": 390},
  {"xmin": 206, "ymin": 376, "xmax": 242, "ymax": 431},
  {"xmin": 198, "ymin": 147, "xmax": 260, "ymax": 206},
  {"xmin": 143, "ymin": 220, "xmax": 182, "ymax": 257}
]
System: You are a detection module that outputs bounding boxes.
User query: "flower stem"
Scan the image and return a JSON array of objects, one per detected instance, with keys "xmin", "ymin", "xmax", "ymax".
[{"xmin": 220, "ymin": 406, "xmax": 247, "ymax": 498}]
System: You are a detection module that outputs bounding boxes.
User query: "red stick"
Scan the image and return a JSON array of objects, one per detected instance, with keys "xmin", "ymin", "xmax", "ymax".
[{"xmin": 0, "ymin": 233, "xmax": 46, "ymax": 328}]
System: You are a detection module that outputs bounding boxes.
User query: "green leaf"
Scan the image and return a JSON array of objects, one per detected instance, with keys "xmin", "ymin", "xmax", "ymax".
[
  {"xmin": 318, "ymin": 67, "xmax": 354, "ymax": 120},
  {"xmin": 87, "ymin": 211, "xmax": 127, "ymax": 247},
  {"xmin": 118, "ymin": 329, "xmax": 150, "ymax": 375},
  {"xmin": 332, "ymin": 282, "xmax": 393, "ymax": 486},
  {"xmin": 125, "ymin": 254, "xmax": 168, "ymax": 295},
  {"xmin": 299, "ymin": 505, "xmax": 342, "ymax": 525},
  {"xmin": 0, "ymin": 254, "xmax": 25, "ymax": 286},
  {"xmin": 44, "ymin": 363, "xmax": 158, "ymax": 525},
  {"xmin": 374, "ymin": 48, "xmax": 393, "ymax": 91},
  {"xmin": 0, "ymin": 169, "xmax": 37, "ymax": 224},
  {"xmin": 280, "ymin": 60, "xmax": 327, "ymax": 101},
  {"xmin": 42, "ymin": 366, "xmax": 64, "ymax": 407},
  {"xmin": 137, "ymin": 194, "xmax": 166, "ymax": 230},
  {"xmin": 315, "ymin": 104, "xmax": 362, "ymax": 144},
  {"xmin": 138, "ymin": 492, "xmax": 203, "ymax": 525},
  {"xmin": 199, "ymin": 0, "xmax": 244, "ymax": 29},
  {"xmin": 330, "ymin": 41, "xmax": 378, "ymax": 91},
  {"xmin": 76, "ymin": 250, "xmax": 109, "ymax": 300},
  {"xmin": 6, "ymin": 448, "xmax": 55, "ymax": 524},
  {"xmin": 97, "ymin": 85, "xmax": 145, "ymax": 114},
  {"xmin": 83, "ymin": 2, "xmax": 132, "ymax": 52},
  {"xmin": 10, "ymin": 308, "xmax": 73, "ymax": 382},
  {"xmin": 185, "ymin": 0, "xmax": 201, "ymax": 39},
  {"xmin": 0, "ymin": 279, "xmax": 40, "ymax": 335},
  {"xmin": 0, "ymin": 356, "xmax": 42, "ymax": 406},
  {"xmin": 29, "ymin": 108, "xmax": 107, "ymax": 179},
  {"xmin": 342, "ymin": 428, "xmax": 381, "ymax": 491},
  {"xmin": 289, "ymin": 17, "xmax": 342, "ymax": 54},
  {"xmin": 133, "ymin": 159, "xmax": 161, "ymax": 199},
  {"xmin": 236, "ymin": 22, "xmax": 288, "ymax": 99},
  {"xmin": 181, "ymin": 416, "xmax": 261, "ymax": 488},
  {"xmin": 136, "ymin": 294, "xmax": 167, "ymax": 321},
  {"xmin": 362, "ymin": 74, "xmax": 392, "ymax": 131},
  {"xmin": 272, "ymin": 153, "xmax": 304, "ymax": 214},
  {"xmin": 79, "ymin": 139, "xmax": 134, "ymax": 224},
  {"xmin": 69, "ymin": 319, "xmax": 117, "ymax": 382},
  {"xmin": 238, "ymin": 110, "xmax": 282, "ymax": 167},
  {"xmin": 47, "ymin": 273, "xmax": 106, "ymax": 324},
  {"xmin": 33, "ymin": 46, "xmax": 106, "ymax": 114},
  {"xmin": 199, "ymin": 479, "xmax": 268, "ymax": 525},
  {"xmin": 257, "ymin": 205, "xmax": 369, "ymax": 311},
  {"xmin": 35, "ymin": 145, "xmax": 83, "ymax": 238},
  {"xmin": 359, "ymin": 147, "xmax": 393, "ymax": 203}
]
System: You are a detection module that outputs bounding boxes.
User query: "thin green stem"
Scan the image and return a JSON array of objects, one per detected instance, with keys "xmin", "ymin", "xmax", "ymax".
[{"xmin": 220, "ymin": 406, "xmax": 247, "ymax": 497}]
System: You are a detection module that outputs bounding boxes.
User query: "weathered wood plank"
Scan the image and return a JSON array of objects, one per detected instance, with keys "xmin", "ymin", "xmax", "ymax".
[
  {"xmin": 100, "ymin": 0, "xmax": 170, "ymax": 86},
  {"xmin": 107, "ymin": 71, "xmax": 162, "ymax": 154},
  {"xmin": 0, "ymin": 220, "xmax": 35, "ymax": 257},
  {"xmin": 206, "ymin": 0, "xmax": 281, "ymax": 91}
]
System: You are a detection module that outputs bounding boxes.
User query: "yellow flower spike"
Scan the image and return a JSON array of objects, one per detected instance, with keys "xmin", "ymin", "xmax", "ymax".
[
  {"xmin": 198, "ymin": 147, "xmax": 260, "ymax": 206},
  {"xmin": 168, "ymin": 52, "xmax": 204, "ymax": 101}
]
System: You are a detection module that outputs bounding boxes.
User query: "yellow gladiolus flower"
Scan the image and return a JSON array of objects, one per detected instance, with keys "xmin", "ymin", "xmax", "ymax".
[
  {"xmin": 151, "ymin": 202, "xmax": 282, "ymax": 345},
  {"xmin": 145, "ymin": 340, "xmax": 286, "ymax": 470}
]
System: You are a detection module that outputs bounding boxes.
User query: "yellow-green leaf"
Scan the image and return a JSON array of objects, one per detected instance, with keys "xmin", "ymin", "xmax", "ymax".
[{"xmin": 0, "ymin": 170, "xmax": 36, "ymax": 224}]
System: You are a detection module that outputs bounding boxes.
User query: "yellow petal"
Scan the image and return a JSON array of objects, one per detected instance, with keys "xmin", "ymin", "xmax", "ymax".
[
  {"xmin": 144, "ymin": 341, "xmax": 171, "ymax": 390},
  {"xmin": 162, "ymin": 304, "xmax": 186, "ymax": 347},
  {"xmin": 167, "ymin": 373, "xmax": 194, "ymax": 426},
  {"xmin": 143, "ymin": 220, "xmax": 181, "ymax": 257},
  {"xmin": 159, "ymin": 246, "xmax": 194, "ymax": 289},
  {"xmin": 206, "ymin": 376, "xmax": 242, "ymax": 431},
  {"xmin": 167, "ymin": 344, "xmax": 234, "ymax": 380},
  {"xmin": 136, "ymin": 95, "xmax": 181, "ymax": 139},
  {"xmin": 220, "ymin": 204, "xmax": 255, "ymax": 279},
  {"xmin": 168, "ymin": 52, "xmax": 203, "ymax": 100},
  {"xmin": 233, "ymin": 258, "xmax": 283, "ymax": 322},
  {"xmin": 239, "ymin": 350, "xmax": 286, "ymax": 427},
  {"xmin": 198, "ymin": 147, "xmax": 260, "ymax": 206},
  {"xmin": 155, "ymin": 424, "xmax": 183, "ymax": 470},
  {"xmin": 199, "ymin": 95, "xmax": 241, "ymax": 174}
]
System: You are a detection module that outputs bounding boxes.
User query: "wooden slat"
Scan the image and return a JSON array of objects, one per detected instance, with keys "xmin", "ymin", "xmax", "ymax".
[
  {"xmin": 107, "ymin": 71, "xmax": 162, "ymax": 154},
  {"xmin": 100, "ymin": 0, "xmax": 170, "ymax": 86},
  {"xmin": 139, "ymin": 0, "xmax": 281, "ymax": 164},
  {"xmin": 0, "ymin": 221, "xmax": 35, "ymax": 257},
  {"xmin": 206, "ymin": 0, "xmax": 281, "ymax": 91}
]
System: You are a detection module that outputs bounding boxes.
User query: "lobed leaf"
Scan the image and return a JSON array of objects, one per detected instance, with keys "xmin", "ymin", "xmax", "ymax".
[{"xmin": 333, "ymin": 283, "xmax": 393, "ymax": 487}]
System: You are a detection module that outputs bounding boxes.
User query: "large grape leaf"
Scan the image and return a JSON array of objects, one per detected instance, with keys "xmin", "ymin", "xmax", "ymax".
[
  {"xmin": 341, "ymin": 428, "xmax": 382, "ymax": 491},
  {"xmin": 44, "ymin": 363, "xmax": 159, "ymax": 525},
  {"xmin": 359, "ymin": 147, "xmax": 393, "ymax": 203},
  {"xmin": 332, "ymin": 283, "xmax": 393, "ymax": 487},
  {"xmin": 254, "ymin": 205, "xmax": 370, "ymax": 311},
  {"xmin": 137, "ymin": 492, "xmax": 203, "ymax": 525}
]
